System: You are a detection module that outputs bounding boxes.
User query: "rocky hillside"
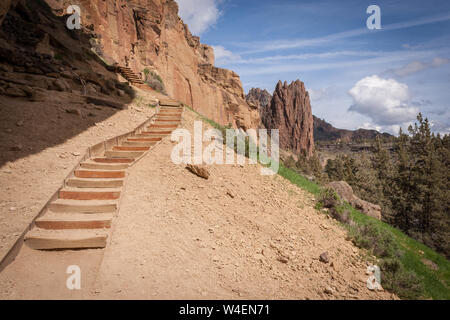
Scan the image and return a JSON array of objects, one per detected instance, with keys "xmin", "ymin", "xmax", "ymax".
[
  {"xmin": 314, "ymin": 116, "xmax": 392, "ymax": 143},
  {"xmin": 248, "ymin": 80, "xmax": 314, "ymax": 157},
  {"xmin": 41, "ymin": 0, "xmax": 259, "ymax": 130}
]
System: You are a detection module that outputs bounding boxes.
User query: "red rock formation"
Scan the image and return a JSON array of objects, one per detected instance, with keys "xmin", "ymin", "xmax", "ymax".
[
  {"xmin": 262, "ymin": 80, "xmax": 314, "ymax": 157},
  {"xmin": 246, "ymin": 88, "xmax": 272, "ymax": 111},
  {"xmin": 43, "ymin": 0, "xmax": 259, "ymax": 130}
]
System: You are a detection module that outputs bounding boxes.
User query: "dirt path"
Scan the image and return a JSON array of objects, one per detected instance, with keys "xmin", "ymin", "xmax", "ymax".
[
  {"xmin": 0, "ymin": 91, "xmax": 156, "ymax": 261},
  {"xmin": 90, "ymin": 110, "xmax": 394, "ymax": 300},
  {"xmin": 0, "ymin": 108, "xmax": 395, "ymax": 300}
]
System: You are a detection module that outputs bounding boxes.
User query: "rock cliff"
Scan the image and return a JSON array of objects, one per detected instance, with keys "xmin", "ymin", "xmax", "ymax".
[
  {"xmin": 43, "ymin": 0, "xmax": 259, "ymax": 130},
  {"xmin": 259, "ymin": 80, "xmax": 314, "ymax": 157},
  {"xmin": 246, "ymin": 87, "xmax": 271, "ymax": 111},
  {"xmin": 314, "ymin": 116, "xmax": 392, "ymax": 143}
]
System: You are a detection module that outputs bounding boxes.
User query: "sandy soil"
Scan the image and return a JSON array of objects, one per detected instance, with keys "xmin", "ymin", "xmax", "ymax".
[
  {"xmin": 0, "ymin": 89, "xmax": 156, "ymax": 261},
  {"xmin": 0, "ymin": 108, "xmax": 395, "ymax": 300}
]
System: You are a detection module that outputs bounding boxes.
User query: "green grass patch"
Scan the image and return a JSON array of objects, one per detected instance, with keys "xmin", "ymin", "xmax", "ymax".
[
  {"xmin": 278, "ymin": 164, "xmax": 321, "ymax": 196},
  {"xmin": 346, "ymin": 204, "xmax": 450, "ymax": 300}
]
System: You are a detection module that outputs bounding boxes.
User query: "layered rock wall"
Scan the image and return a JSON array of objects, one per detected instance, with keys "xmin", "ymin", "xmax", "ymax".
[{"xmin": 43, "ymin": 0, "xmax": 259, "ymax": 129}]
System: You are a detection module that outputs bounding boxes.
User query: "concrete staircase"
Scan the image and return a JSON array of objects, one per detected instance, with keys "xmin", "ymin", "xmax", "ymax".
[
  {"xmin": 24, "ymin": 101, "xmax": 183, "ymax": 250},
  {"xmin": 117, "ymin": 66, "xmax": 144, "ymax": 85}
]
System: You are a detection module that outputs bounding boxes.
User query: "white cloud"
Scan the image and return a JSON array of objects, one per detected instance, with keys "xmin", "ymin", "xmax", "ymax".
[
  {"xmin": 176, "ymin": 0, "xmax": 221, "ymax": 35},
  {"xmin": 384, "ymin": 57, "xmax": 450, "ymax": 77},
  {"xmin": 348, "ymin": 75, "xmax": 419, "ymax": 126},
  {"xmin": 212, "ymin": 45, "xmax": 241, "ymax": 65},
  {"xmin": 309, "ymin": 87, "xmax": 336, "ymax": 101}
]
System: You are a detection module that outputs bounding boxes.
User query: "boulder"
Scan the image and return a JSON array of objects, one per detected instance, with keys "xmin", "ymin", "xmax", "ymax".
[
  {"xmin": 53, "ymin": 79, "xmax": 69, "ymax": 92},
  {"xmin": 186, "ymin": 164, "xmax": 210, "ymax": 180},
  {"xmin": 326, "ymin": 181, "xmax": 382, "ymax": 220},
  {"xmin": 5, "ymin": 85, "xmax": 26, "ymax": 97}
]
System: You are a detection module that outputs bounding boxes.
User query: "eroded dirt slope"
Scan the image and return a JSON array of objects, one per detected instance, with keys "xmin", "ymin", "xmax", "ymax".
[
  {"xmin": 91, "ymin": 110, "xmax": 394, "ymax": 300},
  {"xmin": 0, "ymin": 108, "xmax": 395, "ymax": 300}
]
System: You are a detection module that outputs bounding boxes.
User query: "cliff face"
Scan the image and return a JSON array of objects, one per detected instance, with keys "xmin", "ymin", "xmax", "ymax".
[
  {"xmin": 0, "ymin": 0, "xmax": 18, "ymax": 26},
  {"xmin": 43, "ymin": 0, "xmax": 259, "ymax": 130},
  {"xmin": 313, "ymin": 116, "xmax": 393, "ymax": 142},
  {"xmin": 262, "ymin": 80, "xmax": 314, "ymax": 157},
  {"xmin": 246, "ymin": 88, "xmax": 271, "ymax": 111}
]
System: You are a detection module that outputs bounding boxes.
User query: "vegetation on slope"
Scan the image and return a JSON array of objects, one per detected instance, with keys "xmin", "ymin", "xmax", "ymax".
[
  {"xmin": 323, "ymin": 114, "xmax": 449, "ymax": 259},
  {"xmin": 182, "ymin": 105, "xmax": 449, "ymax": 300}
]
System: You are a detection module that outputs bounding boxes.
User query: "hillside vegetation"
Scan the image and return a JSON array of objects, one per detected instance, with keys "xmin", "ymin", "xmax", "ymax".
[{"xmin": 187, "ymin": 106, "xmax": 450, "ymax": 300}]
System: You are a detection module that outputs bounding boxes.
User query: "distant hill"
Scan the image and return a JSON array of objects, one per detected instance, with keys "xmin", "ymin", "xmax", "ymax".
[{"xmin": 313, "ymin": 116, "xmax": 393, "ymax": 142}]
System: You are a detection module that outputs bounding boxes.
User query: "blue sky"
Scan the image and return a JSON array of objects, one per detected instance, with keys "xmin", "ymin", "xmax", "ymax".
[{"xmin": 175, "ymin": 0, "xmax": 450, "ymax": 134}]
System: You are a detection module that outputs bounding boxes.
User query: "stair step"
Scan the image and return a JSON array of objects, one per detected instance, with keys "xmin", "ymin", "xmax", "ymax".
[
  {"xmin": 93, "ymin": 158, "xmax": 134, "ymax": 164},
  {"xmin": 104, "ymin": 151, "xmax": 144, "ymax": 159},
  {"xmin": 155, "ymin": 119, "xmax": 181, "ymax": 122},
  {"xmin": 156, "ymin": 117, "xmax": 181, "ymax": 121},
  {"xmin": 66, "ymin": 178, "xmax": 124, "ymax": 188},
  {"xmin": 48, "ymin": 199, "xmax": 117, "ymax": 213},
  {"xmin": 59, "ymin": 188, "xmax": 121, "ymax": 200},
  {"xmin": 158, "ymin": 113, "xmax": 182, "ymax": 117},
  {"xmin": 127, "ymin": 137, "xmax": 161, "ymax": 142},
  {"xmin": 141, "ymin": 130, "xmax": 172, "ymax": 135},
  {"xmin": 150, "ymin": 124, "xmax": 178, "ymax": 129},
  {"xmin": 35, "ymin": 213, "xmax": 113, "ymax": 230},
  {"xmin": 74, "ymin": 169, "xmax": 125, "ymax": 179},
  {"xmin": 122, "ymin": 141, "xmax": 156, "ymax": 147},
  {"xmin": 133, "ymin": 133, "xmax": 167, "ymax": 139},
  {"xmin": 153, "ymin": 121, "xmax": 180, "ymax": 126},
  {"xmin": 159, "ymin": 100, "xmax": 181, "ymax": 107},
  {"xmin": 113, "ymin": 146, "xmax": 150, "ymax": 151},
  {"xmin": 25, "ymin": 229, "xmax": 108, "ymax": 250},
  {"xmin": 80, "ymin": 162, "xmax": 129, "ymax": 170},
  {"xmin": 159, "ymin": 111, "xmax": 182, "ymax": 114}
]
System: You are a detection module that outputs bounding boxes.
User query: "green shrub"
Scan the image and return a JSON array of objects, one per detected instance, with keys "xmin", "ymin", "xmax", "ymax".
[
  {"xmin": 380, "ymin": 258, "xmax": 424, "ymax": 299},
  {"xmin": 143, "ymin": 70, "xmax": 166, "ymax": 94},
  {"xmin": 349, "ymin": 222, "xmax": 399, "ymax": 258},
  {"xmin": 330, "ymin": 205, "xmax": 352, "ymax": 224},
  {"xmin": 318, "ymin": 188, "xmax": 341, "ymax": 209}
]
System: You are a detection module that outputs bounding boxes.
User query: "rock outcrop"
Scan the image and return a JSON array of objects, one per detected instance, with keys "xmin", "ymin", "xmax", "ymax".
[
  {"xmin": 246, "ymin": 88, "xmax": 271, "ymax": 111},
  {"xmin": 314, "ymin": 116, "xmax": 392, "ymax": 143},
  {"xmin": 0, "ymin": 0, "xmax": 17, "ymax": 26},
  {"xmin": 43, "ymin": 0, "xmax": 259, "ymax": 130},
  {"xmin": 326, "ymin": 181, "xmax": 382, "ymax": 220},
  {"xmin": 261, "ymin": 80, "xmax": 314, "ymax": 157}
]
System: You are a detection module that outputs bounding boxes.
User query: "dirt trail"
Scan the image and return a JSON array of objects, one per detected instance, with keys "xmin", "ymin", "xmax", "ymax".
[
  {"xmin": 0, "ymin": 108, "xmax": 395, "ymax": 300},
  {"xmin": 0, "ymin": 90, "xmax": 156, "ymax": 261}
]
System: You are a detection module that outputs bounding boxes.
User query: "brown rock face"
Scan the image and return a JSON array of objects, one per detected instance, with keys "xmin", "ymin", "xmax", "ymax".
[
  {"xmin": 0, "ymin": 0, "xmax": 18, "ymax": 26},
  {"xmin": 262, "ymin": 80, "xmax": 314, "ymax": 157},
  {"xmin": 43, "ymin": 0, "xmax": 259, "ymax": 130},
  {"xmin": 246, "ymin": 88, "xmax": 272, "ymax": 111}
]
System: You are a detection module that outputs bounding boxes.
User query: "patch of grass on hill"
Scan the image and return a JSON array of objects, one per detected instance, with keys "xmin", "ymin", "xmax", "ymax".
[
  {"xmin": 346, "ymin": 204, "xmax": 450, "ymax": 300},
  {"xmin": 278, "ymin": 164, "xmax": 321, "ymax": 196},
  {"xmin": 182, "ymin": 105, "xmax": 450, "ymax": 300}
]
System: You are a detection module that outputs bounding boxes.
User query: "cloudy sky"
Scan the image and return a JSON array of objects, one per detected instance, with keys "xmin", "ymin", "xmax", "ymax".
[{"xmin": 175, "ymin": 0, "xmax": 450, "ymax": 134}]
